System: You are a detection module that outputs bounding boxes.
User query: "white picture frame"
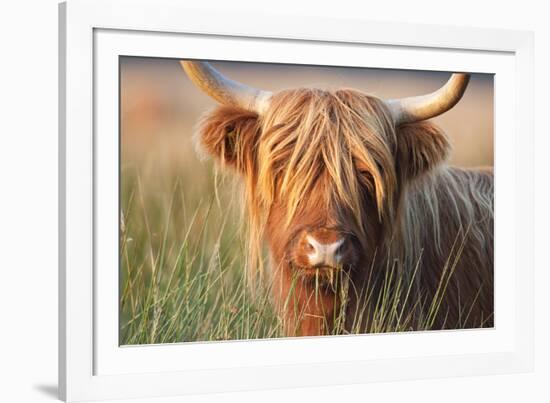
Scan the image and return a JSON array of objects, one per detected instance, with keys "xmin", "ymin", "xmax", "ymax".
[{"xmin": 59, "ymin": 0, "xmax": 534, "ymax": 401}]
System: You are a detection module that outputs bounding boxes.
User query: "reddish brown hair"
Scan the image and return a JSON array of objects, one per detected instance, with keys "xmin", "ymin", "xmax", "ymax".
[{"xmin": 197, "ymin": 88, "xmax": 493, "ymax": 335}]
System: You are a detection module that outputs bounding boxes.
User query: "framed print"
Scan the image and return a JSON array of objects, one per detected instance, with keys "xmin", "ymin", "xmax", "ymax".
[{"xmin": 59, "ymin": 0, "xmax": 534, "ymax": 401}]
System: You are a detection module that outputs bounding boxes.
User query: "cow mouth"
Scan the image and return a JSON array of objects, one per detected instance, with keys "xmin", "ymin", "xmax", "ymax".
[
  {"xmin": 292, "ymin": 263, "xmax": 349, "ymax": 288},
  {"xmin": 298, "ymin": 265, "xmax": 341, "ymax": 275}
]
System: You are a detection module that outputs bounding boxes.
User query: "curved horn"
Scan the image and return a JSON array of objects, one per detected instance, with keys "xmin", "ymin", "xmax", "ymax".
[
  {"xmin": 386, "ymin": 73, "xmax": 470, "ymax": 125},
  {"xmin": 180, "ymin": 61, "xmax": 272, "ymax": 114}
]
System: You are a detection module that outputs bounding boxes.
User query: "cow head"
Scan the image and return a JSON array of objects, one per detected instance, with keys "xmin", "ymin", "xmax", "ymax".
[{"xmin": 182, "ymin": 61, "xmax": 468, "ymax": 285}]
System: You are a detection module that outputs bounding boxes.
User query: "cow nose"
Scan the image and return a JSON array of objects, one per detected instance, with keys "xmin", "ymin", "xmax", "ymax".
[{"xmin": 305, "ymin": 234, "xmax": 345, "ymax": 268}]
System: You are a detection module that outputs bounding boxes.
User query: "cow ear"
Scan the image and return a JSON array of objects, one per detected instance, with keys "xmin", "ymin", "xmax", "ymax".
[
  {"xmin": 196, "ymin": 106, "xmax": 260, "ymax": 174},
  {"xmin": 394, "ymin": 121, "xmax": 451, "ymax": 182}
]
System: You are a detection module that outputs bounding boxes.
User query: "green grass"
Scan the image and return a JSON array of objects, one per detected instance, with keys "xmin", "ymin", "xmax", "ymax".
[
  {"xmin": 119, "ymin": 163, "xmax": 486, "ymax": 345},
  {"xmin": 120, "ymin": 162, "xmax": 284, "ymax": 344}
]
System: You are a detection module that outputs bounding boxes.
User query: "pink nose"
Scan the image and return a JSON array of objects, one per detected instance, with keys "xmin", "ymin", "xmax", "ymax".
[
  {"xmin": 306, "ymin": 235, "xmax": 344, "ymax": 267},
  {"xmin": 303, "ymin": 229, "xmax": 346, "ymax": 268}
]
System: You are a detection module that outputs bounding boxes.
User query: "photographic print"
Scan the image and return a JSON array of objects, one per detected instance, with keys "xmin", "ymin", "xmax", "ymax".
[{"xmin": 119, "ymin": 58, "xmax": 494, "ymax": 344}]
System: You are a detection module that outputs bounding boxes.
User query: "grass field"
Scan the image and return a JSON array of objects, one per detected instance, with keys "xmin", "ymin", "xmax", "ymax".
[
  {"xmin": 119, "ymin": 160, "xmax": 483, "ymax": 345},
  {"xmin": 120, "ymin": 154, "xmax": 287, "ymax": 344}
]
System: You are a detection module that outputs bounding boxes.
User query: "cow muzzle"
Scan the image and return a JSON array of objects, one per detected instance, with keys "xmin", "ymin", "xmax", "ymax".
[{"xmin": 292, "ymin": 228, "xmax": 355, "ymax": 272}]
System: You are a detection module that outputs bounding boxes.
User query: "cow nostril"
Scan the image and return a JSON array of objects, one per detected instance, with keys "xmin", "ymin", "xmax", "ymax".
[
  {"xmin": 335, "ymin": 238, "xmax": 346, "ymax": 255},
  {"xmin": 305, "ymin": 240, "xmax": 316, "ymax": 253}
]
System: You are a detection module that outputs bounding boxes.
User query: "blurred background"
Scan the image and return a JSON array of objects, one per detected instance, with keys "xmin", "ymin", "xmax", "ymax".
[
  {"xmin": 121, "ymin": 57, "xmax": 494, "ymax": 172},
  {"xmin": 119, "ymin": 57, "xmax": 494, "ymax": 344}
]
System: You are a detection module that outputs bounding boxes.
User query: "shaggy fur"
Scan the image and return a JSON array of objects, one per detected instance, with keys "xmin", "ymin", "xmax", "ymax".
[{"xmin": 197, "ymin": 88, "xmax": 493, "ymax": 336}]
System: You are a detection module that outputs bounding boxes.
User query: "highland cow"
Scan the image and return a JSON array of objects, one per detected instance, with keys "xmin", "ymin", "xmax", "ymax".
[{"xmin": 181, "ymin": 61, "xmax": 494, "ymax": 337}]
